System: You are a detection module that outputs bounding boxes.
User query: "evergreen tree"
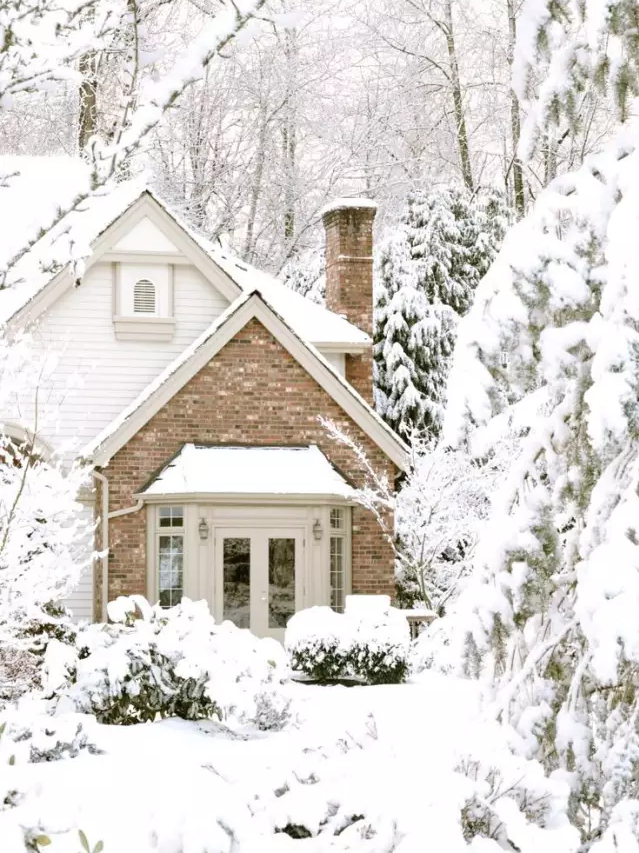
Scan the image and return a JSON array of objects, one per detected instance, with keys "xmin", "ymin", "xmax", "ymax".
[
  {"xmin": 281, "ymin": 246, "xmax": 325, "ymax": 305},
  {"xmin": 515, "ymin": 0, "xmax": 639, "ymax": 159},
  {"xmin": 430, "ymin": 2, "xmax": 639, "ymax": 842},
  {"xmin": 374, "ymin": 185, "xmax": 509, "ymax": 438}
]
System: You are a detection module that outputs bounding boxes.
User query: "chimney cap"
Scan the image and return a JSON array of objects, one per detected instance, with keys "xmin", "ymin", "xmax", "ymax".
[{"xmin": 320, "ymin": 197, "xmax": 378, "ymax": 219}]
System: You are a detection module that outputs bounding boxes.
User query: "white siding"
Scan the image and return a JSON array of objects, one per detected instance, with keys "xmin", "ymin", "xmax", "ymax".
[
  {"xmin": 1, "ymin": 262, "xmax": 228, "ymax": 620},
  {"xmin": 22, "ymin": 263, "xmax": 228, "ymax": 455}
]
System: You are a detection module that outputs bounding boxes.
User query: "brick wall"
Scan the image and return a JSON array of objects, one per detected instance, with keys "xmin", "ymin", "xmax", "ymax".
[
  {"xmin": 323, "ymin": 204, "xmax": 376, "ymax": 404},
  {"xmin": 98, "ymin": 317, "xmax": 396, "ymax": 608}
]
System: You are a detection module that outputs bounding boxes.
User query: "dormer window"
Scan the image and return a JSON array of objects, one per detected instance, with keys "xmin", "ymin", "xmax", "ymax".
[{"xmin": 133, "ymin": 279, "xmax": 156, "ymax": 314}]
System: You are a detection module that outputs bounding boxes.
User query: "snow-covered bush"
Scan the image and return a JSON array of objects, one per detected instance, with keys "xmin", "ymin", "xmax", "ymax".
[
  {"xmin": 0, "ymin": 604, "xmax": 79, "ymax": 707},
  {"xmin": 286, "ymin": 605, "xmax": 410, "ymax": 685},
  {"xmin": 0, "ymin": 708, "xmax": 101, "ymax": 763},
  {"xmin": 49, "ymin": 596, "xmax": 290, "ymax": 729},
  {"xmin": 351, "ymin": 607, "xmax": 411, "ymax": 685},
  {"xmin": 286, "ymin": 607, "xmax": 354, "ymax": 683}
]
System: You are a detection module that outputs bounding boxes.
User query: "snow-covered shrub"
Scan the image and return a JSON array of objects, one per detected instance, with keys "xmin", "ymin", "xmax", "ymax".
[
  {"xmin": 20, "ymin": 602, "xmax": 78, "ymax": 654},
  {"xmin": 251, "ymin": 687, "xmax": 293, "ymax": 732},
  {"xmin": 286, "ymin": 607, "xmax": 354, "ymax": 683},
  {"xmin": 285, "ymin": 605, "xmax": 410, "ymax": 685},
  {"xmin": 0, "ymin": 709, "xmax": 101, "ymax": 763},
  {"xmin": 0, "ymin": 604, "xmax": 80, "ymax": 707},
  {"xmin": 49, "ymin": 596, "xmax": 289, "ymax": 729},
  {"xmin": 350, "ymin": 608, "xmax": 410, "ymax": 685},
  {"xmin": 0, "ymin": 645, "xmax": 40, "ymax": 707}
]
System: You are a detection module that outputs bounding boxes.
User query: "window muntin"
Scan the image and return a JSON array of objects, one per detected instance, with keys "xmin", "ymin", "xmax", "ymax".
[
  {"xmin": 157, "ymin": 507, "xmax": 184, "ymax": 608},
  {"xmin": 158, "ymin": 535, "xmax": 183, "ymax": 608},
  {"xmin": 133, "ymin": 278, "xmax": 156, "ymax": 314},
  {"xmin": 330, "ymin": 509, "xmax": 347, "ymax": 613},
  {"xmin": 159, "ymin": 506, "xmax": 184, "ymax": 528}
]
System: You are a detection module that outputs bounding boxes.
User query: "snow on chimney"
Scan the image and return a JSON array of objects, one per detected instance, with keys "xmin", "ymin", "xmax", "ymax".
[{"xmin": 322, "ymin": 198, "xmax": 377, "ymax": 404}]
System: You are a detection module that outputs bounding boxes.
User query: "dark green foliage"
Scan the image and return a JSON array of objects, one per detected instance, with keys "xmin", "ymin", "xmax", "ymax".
[
  {"xmin": 289, "ymin": 637, "xmax": 409, "ymax": 686},
  {"xmin": 374, "ymin": 185, "xmax": 509, "ymax": 437}
]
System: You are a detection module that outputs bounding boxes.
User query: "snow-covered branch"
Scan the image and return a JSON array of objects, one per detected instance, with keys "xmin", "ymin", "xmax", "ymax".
[{"xmin": 322, "ymin": 417, "xmax": 508, "ymax": 613}]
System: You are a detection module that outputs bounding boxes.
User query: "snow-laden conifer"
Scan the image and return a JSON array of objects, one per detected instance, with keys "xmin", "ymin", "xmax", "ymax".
[{"xmin": 374, "ymin": 185, "xmax": 508, "ymax": 437}]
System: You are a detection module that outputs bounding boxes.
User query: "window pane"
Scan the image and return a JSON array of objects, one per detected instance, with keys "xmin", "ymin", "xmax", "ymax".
[
  {"xmin": 269, "ymin": 538, "xmax": 295, "ymax": 629},
  {"xmin": 159, "ymin": 506, "xmax": 184, "ymax": 528},
  {"xmin": 330, "ymin": 509, "xmax": 344, "ymax": 530},
  {"xmin": 158, "ymin": 534, "xmax": 183, "ymax": 608},
  {"xmin": 330, "ymin": 536, "xmax": 345, "ymax": 613},
  {"xmin": 223, "ymin": 538, "xmax": 250, "ymax": 629}
]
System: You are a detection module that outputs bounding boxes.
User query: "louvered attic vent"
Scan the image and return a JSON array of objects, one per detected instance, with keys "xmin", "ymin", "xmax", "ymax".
[{"xmin": 133, "ymin": 279, "xmax": 156, "ymax": 314}]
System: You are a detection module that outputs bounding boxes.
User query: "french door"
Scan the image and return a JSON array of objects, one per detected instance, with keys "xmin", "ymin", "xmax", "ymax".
[{"xmin": 214, "ymin": 528, "xmax": 304, "ymax": 639}]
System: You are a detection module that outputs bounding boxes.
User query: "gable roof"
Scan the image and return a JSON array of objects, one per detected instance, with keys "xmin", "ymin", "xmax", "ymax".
[
  {"xmin": 139, "ymin": 444, "xmax": 357, "ymax": 500},
  {"xmin": 0, "ymin": 157, "xmax": 369, "ymax": 350},
  {"xmin": 0, "ymin": 155, "xmax": 146, "ymax": 322},
  {"xmin": 82, "ymin": 289, "xmax": 409, "ymax": 471}
]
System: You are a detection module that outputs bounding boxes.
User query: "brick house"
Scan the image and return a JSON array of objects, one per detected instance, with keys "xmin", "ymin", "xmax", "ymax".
[{"xmin": 1, "ymin": 159, "xmax": 407, "ymax": 638}]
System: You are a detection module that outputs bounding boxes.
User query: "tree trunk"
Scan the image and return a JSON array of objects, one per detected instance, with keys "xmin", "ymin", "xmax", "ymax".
[
  {"xmin": 443, "ymin": 0, "xmax": 473, "ymax": 192},
  {"xmin": 281, "ymin": 27, "xmax": 298, "ymax": 244},
  {"xmin": 507, "ymin": 0, "xmax": 525, "ymax": 216},
  {"xmin": 78, "ymin": 52, "xmax": 98, "ymax": 153}
]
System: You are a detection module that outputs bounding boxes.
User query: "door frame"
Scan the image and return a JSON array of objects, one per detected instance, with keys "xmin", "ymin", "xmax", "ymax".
[
  {"xmin": 213, "ymin": 526, "xmax": 305, "ymax": 638},
  {"xmin": 146, "ymin": 503, "xmax": 352, "ymax": 631}
]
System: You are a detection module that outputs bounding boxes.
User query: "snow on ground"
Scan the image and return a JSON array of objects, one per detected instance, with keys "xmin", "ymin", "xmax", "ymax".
[{"xmin": 2, "ymin": 673, "xmax": 575, "ymax": 853}]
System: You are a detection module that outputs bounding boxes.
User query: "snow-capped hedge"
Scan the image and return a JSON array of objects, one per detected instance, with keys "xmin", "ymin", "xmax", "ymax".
[
  {"xmin": 285, "ymin": 604, "xmax": 410, "ymax": 684},
  {"xmin": 46, "ymin": 596, "xmax": 290, "ymax": 729}
]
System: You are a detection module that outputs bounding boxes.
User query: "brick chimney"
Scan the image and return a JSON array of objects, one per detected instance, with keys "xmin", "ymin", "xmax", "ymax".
[{"xmin": 322, "ymin": 199, "xmax": 377, "ymax": 405}]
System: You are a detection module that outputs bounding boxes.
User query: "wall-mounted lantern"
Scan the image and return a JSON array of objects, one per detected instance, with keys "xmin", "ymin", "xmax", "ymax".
[
  {"xmin": 198, "ymin": 518, "xmax": 209, "ymax": 541},
  {"xmin": 312, "ymin": 519, "xmax": 323, "ymax": 541}
]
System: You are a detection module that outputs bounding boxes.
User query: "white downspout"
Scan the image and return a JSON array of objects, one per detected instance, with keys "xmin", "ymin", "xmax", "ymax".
[
  {"xmin": 93, "ymin": 469, "xmax": 146, "ymax": 621},
  {"xmin": 109, "ymin": 500, "xmax": 144, "ymax": 520},
  {"xmin": 92, "ymin": 470, "xmax": 110, "ymax": 623}
]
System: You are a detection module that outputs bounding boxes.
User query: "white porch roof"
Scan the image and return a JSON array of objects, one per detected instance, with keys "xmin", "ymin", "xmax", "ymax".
[{"xmin": 140, "ymin": 444, "xmax": 356, "ymax": 499}]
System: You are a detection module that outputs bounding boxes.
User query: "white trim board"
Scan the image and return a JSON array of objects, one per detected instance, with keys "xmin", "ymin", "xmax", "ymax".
[{"xmin": 86, "ymin": 292, "xmax": 409, "ymax": 471}]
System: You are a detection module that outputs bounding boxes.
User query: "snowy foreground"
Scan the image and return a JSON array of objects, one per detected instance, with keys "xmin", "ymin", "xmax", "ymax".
[{"xmin": 2, "ymin": 674, "xmax": 575, "ymax": 853}]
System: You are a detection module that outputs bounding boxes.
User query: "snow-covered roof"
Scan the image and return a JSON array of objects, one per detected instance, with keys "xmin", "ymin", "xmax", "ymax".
[
  {"xmin": 210, "ymin": 250, "xmax": 369, "ymax": 346},
  {"xmin": 0, "ymin": 157, "xmax": 370, "ymax": 348},
  {"xmin": 140, "ymin": 443, "xmax": 356, "ymax": 498},
  {"xmin": 0, "ymin": 156, "xmax": 146, "ymax": 323}
]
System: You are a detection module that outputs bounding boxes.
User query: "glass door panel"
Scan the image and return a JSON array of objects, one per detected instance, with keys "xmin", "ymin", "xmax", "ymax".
[
  {"xmin": 222, "ymin": 537, "xmax": 251, "ymax": 629},
  {"xmin": 268, "ymin": 538, "xmax": 295, "ymax": 629},
  {"xmin": 214, "ymin": 527, "xmax": 303, "ymax": 638}
]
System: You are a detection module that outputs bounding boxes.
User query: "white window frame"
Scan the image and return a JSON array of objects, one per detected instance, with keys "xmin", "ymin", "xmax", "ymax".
[
  {"xmin": 112, "ymin": 262, "xmax": 176, "ymax": 341},
  {"xmin": 329, "ymin": 507, "xmax": 351, "ymax": 612},
  {"xmin": 147, "ymin": 505, "xmax": 198, "ymax": 607},
  {"xmin": 156, "ymin": 505, "xmax": 184, "ymax": 608}
]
